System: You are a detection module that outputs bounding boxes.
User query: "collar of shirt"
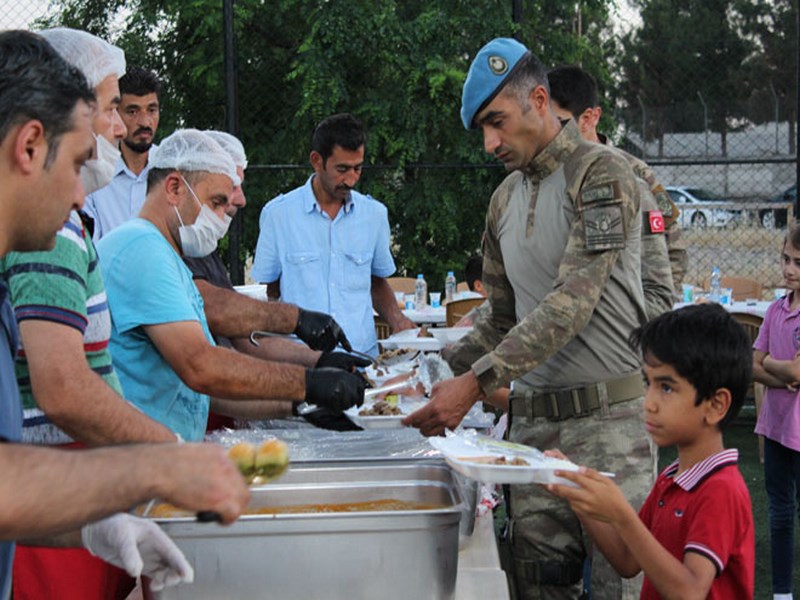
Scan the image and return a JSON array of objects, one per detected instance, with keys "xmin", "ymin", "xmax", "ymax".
[
  {"xmin": 663, "ymin": 448, "xmax": 739, "ymax": 492},
  {"xmin": 523, "ymin": 119, "xmax": 581, "ymax": 182},
  {"xmin": 303, "ymin": 175, "xmax": 356, "ymax": 217},
  {"xmin": 776, "ymin": 292, "xmax": 800, "ymax": 316}
]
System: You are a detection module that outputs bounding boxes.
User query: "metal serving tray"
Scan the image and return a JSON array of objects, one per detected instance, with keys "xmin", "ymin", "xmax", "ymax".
[{"xmin": 151, "ymin": 462, "xmax": 464, "ymax": 600}]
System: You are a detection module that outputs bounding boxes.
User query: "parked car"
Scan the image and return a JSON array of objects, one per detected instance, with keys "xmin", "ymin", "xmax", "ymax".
[
  {"xmin": 665, "ymin": 186, "xmax": 739, "ymax": 229},
  {"xmin": 759, "ymin": 184, "xmax": 795, "ymax": 229}
]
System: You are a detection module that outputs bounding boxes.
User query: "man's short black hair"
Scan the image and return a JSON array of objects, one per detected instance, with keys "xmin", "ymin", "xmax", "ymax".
[
  {"xmin": 629, "ymin": 303, "xmax": 751, "ymax": 429},
  {"xmin": 120, "ymin": 66, "xmax": 161, "ymax": 99},
  {"xmin": 465, "ymin": 255, "xmax": 483, "ymax": 292},
  {"xmin": 547, "ymin": 65, "xmax": 599, "ymax": 119},
  {"xmin": 501, "ymin": 52, "xmax": 550, "ymax": 108},
  {"xmin": 0, "ymin": 30, "xmax": 95, "ymax": 167},
  {"xmin": 311, "ymin": 113, "xmax": 366, "ymax": 163}
]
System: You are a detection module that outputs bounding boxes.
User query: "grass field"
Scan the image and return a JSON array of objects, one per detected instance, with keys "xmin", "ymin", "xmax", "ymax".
[{"xmin": 658, "ymin": 408, "xmax": 800, "ymax": 598}]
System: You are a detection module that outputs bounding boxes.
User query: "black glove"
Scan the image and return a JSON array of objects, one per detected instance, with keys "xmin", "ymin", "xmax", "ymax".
[
  {"xmin": 304, "ymin": 368, "xmax": 366, "ymax": 412},
  {"xmin": 301, "ymin": 407, "xmax": 363, "ymax": 431},
  {"xmin": 315, "ymin": 351, "xmax": 372, "ymax": 372},
  {"xmin": 294, "ymin": 309, "xmax": 352, "ymax": 352}
]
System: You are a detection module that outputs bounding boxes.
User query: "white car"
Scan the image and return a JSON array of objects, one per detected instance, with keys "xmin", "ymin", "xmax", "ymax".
[{"xmin": 665, "ymin": 186, "xmax": 739, "ymax": 229}]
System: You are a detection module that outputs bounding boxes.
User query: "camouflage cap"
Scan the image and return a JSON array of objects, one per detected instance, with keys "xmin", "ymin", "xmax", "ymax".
[{"xmin": 461, "ymin": 37, "xmax": 529, "ymax": 130}]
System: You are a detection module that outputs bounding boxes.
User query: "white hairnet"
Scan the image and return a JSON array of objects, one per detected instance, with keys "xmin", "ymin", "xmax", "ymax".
[
  {"xmin": 40, "ymin": 28, "xmax": 126, "ymax": 90},
  {"xmin": 204, "ymin": 131, "xmax": 248, "ymax": 170},
  {"xmin": 149, "ymin": 129, "xmax": 241, "ymax": 187}
]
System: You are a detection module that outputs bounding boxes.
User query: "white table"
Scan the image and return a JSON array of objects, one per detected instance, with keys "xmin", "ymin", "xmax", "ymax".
[
  {"xmin": 673, "ymin": 300, "xmax": 771, "ymax": 318},
  {"xmin": 403, "ymin": 306, "xmax": 446, "ymax": 325},
  {"xmin": 455, "ymin": 510, "xmax": 510, "ymax": 599}
]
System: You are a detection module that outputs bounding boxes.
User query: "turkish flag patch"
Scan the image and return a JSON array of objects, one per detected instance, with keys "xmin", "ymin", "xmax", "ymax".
[{"xmin": 648, "ymin": 210, "xmax": 665, "ymax": 233}]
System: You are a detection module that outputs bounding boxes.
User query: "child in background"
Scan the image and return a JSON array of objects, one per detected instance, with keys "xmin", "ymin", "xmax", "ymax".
[
  {"xmin": 752, "ymin": 223, "xmax": 800, "ymax": 600},
  {"xmin": 547, "ymin": 303, "xmax": 755, "ymax": 599}
]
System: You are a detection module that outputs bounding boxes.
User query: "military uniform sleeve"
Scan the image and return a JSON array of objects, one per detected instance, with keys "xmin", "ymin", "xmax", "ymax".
[
  {"xmin": 469, "ymin": 153, "xmax": 639, "ymax": 395},
  {"xmin": 629, "ymin": 155, "xmax": 687, "ymax": 290},
  {"xmin": 442, "ymin": 185, "xmax": 517, "ymax": 375},
  {"xmin": 638, "ymin": 180, "xmax": 675, "ymax": 320}
]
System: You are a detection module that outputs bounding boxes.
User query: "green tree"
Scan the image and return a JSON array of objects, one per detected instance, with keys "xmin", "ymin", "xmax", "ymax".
[
  {"xmin": 619, "ymin": 0, "xmax": 753, "ymax": 157},
  {"xmin": 737, "ymin": 0, "xmax": 798, "ymax": 154},
  {"xmin": 42, "ymin": 0, "xmax": 618, "ymax": 285}
]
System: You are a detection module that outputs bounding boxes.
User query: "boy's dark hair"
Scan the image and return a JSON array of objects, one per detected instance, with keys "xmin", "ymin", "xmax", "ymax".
[
  {"xmin": 119, "ymin": 66, "xmax": 161, "ymax": 99},
  {"xmin": 311, "ymin": 113, "xmax": 366, "ymax": 164},
  {"xmin": 547, "ymin": 65, "xmax": 599, "ymax": 119},
  {"xmin": 0, "ymin": 30, "xmax": 95, "ymax": 167},
  {"xmin": 629, "ymin": 303, "xmax": 751, "ymax": 429},
  {"xmin": 465, "ymin": 255, "xmax": 483, "ymax": 291}
]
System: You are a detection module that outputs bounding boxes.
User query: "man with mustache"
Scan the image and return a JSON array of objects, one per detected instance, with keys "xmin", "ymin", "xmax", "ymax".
[
  {"xmin": 252, "ymin": 113, "xmax": 415, "ymax": 356},
  {"xmin": 84, "ymin": 66, "xmax": 161, "ymax": 241}
]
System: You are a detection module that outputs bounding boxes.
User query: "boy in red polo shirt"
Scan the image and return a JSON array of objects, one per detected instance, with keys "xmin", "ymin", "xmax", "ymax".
[{"xmin": 547, "ymin": 303, "xmax": 755, "ymax": 599}]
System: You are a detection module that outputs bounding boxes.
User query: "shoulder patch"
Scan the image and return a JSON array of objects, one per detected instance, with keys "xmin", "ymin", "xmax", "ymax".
[
  {"xmin": 580, "ymin": 181, "xmax": 620, "ymax": 204},
  {"xmin": 583, "ymin": 204, "xmax": 626, "ymax": 251}
]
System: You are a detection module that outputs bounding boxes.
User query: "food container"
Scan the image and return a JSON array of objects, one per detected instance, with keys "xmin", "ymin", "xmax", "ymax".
[{"xmin": 150, "ymin": 461, "xmax": 465, "ymax": 600}]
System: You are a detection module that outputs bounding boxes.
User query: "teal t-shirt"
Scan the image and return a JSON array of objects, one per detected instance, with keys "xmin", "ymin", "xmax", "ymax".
[{"xmin": 97, "ymin": 218, "xmax": 215, "ymax": 441}]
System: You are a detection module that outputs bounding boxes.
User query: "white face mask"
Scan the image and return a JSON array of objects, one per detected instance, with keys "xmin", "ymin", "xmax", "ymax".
[
  {"xmin": 80, "ymin": 133, "xmax": 121, "ymax": 195},
  {"xmin": 174, "ymin": 176, "xmax": 232, "ymax": 257}
]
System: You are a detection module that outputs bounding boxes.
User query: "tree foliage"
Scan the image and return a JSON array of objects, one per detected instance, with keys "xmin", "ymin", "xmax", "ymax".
[
  {"xmin": 42, "ymin": 0, "xmax": 618, "ymax": 285},
  {"xmin": 619, "ymin": 0, "xmax": 754, "ymax": 156}
]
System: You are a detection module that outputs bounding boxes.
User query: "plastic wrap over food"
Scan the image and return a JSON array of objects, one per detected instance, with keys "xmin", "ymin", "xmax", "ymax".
[{"xmin": 206, "ymin": 426, "xmax": 442, "ymax": 462}]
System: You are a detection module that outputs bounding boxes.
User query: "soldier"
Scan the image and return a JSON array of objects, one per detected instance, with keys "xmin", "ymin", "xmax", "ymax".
[
  {"xmin": 548, "ymin": 65, "xmax": 687, "ymax": 299},
  {"xmin": 404, "ymin": 39, "xmax": 656, "ymax": 600}
]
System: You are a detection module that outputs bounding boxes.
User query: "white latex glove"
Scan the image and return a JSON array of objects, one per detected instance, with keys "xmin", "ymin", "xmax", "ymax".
[{"xmin": 81, "ymin": 513, "xmax": 194, "ymax": 591}]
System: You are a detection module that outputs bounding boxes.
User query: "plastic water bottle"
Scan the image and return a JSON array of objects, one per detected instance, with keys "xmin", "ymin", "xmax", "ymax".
[
  {"xmin": 445, "ymin": 271, "xmax": 457, "ymax": 303},
  {"xmin": 709, "ymin": 266, "xmax": 722, "ymax": 303},
  {"xmin": 415, "ymin": 274, "xmax": 428, "ymax": 309}
]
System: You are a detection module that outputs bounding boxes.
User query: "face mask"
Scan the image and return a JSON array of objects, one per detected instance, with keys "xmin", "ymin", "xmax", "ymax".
[
  {"xmin": 174, "ymin": 176, "xmax": 232, "ymax": 257},
  {"xmin": 80, "ymin": 133, "xmax": 121, "ymax": 195}
]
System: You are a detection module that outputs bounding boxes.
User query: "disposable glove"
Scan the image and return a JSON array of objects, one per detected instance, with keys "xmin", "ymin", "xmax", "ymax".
[
  {"xmin": 294, "ymin": 309, "xmax": 352, "ymax": 352},
  {"xmin": 315, "ymin": 351, "xmax": 372, "ymax": 372},
  {"xmin": 81, "ymin": 513, "xmax": 194, "ymax": 592},
  {"xmin": 302, "ymin": 407, "xmax": 363, "ymax": 431},
  {"xmin": 305, "ymin": 367, "xmax": 367, "ymax": 411}
]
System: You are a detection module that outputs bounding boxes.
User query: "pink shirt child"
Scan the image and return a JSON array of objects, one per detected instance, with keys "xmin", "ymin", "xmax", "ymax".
[{"xmin": 753, "ymin": 294, "xmax": 800, "ymax": 451}]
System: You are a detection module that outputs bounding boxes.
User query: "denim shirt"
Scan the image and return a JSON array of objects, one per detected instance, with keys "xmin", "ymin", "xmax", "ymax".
[
  {"xmin": 0, "ymin": 277, "xmax": 23, "ymax": 600},
  {"xmin": 251, "ymin": 176, "xmax": 396, "ymax": 355}
]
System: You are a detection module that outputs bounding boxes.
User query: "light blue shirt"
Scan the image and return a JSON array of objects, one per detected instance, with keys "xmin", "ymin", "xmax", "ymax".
[
  {"xmin": 97, "ymin": 219, "xmax": 215, "ymax": 441},
  {"xmin": 84, "ymin": 151, "xmax": 154, "ymax": 242},
  {"xmin": 251, "ymin": 176, "xmax": 396, "ymax": 355}
]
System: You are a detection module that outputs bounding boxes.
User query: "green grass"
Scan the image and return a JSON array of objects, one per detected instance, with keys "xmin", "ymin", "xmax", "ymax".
[{"xmin": 658, "ymin": 408, "xmax": 800, "ymax": 598}]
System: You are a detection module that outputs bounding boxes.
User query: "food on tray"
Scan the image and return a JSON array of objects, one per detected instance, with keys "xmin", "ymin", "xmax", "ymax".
[
  {"xmin": 359, "ymin": 399, "xmax": 403, "ymax": 416},
  {"xmin": 146, "ymin": 498, "xmax": 445, "ymax": 518},
  {"xmin": 377, "ymin": 347, "xmax": 415, "ymax": 363},
  {"xmin": 227, "ymin": 439, "xmax": 290, "ymax": 482},
  {"xmin": 459, "ymin": 455, "xmax": 530, "ymax": 466}
]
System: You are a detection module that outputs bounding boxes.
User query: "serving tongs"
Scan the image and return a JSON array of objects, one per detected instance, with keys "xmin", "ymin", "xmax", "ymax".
[{"xmin": 249, "ymin": 330, "xmax": 378, "ymax": 367}]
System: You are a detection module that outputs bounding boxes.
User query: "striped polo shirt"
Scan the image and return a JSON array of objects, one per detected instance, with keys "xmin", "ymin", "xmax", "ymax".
[
  {"xmin": 0, "ymin": 211, "xmax": 122, "ymax": 445},
  {"xmin": 638, "ymin": 449, "xmax": 754, "ymax": 599}
]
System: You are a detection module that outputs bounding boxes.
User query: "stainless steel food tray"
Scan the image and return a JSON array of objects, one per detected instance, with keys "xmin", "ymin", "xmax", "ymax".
[{"xmin": 151, "ymin": 461, "xmax": 464, "ymax": 600}]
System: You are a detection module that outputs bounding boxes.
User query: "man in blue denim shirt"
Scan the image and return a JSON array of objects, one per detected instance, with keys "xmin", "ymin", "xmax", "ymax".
[{"xmin": 251, "ymin": 113, "xmax": 415, "ymax": 356}]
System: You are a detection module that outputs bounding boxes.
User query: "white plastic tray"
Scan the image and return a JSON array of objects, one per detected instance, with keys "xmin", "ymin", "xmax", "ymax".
[
  {"xmin": 428, "ymin": 327, "xmax": 472, "ymax": 345},
  {"xmin": 429, "ymin": 433, "xmax": 589, "ymax": 485},
  {"xmin": 345, "ymin": 398, "xmax": 426, "ymax": 430},
  {"xmin": 379, "ymin": 328, "xmax": 443, "ymax": 352}
]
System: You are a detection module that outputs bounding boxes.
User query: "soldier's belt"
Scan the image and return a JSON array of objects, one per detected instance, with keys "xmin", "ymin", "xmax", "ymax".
[{"xmin": 509, "ymin": 373, "xmax": 643, "ymax": 422}]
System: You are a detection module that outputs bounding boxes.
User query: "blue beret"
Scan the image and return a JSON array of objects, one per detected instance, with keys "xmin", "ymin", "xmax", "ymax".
[{"xmin": 461, "ymin": 38, "xmax": 529, "ymax": 130}]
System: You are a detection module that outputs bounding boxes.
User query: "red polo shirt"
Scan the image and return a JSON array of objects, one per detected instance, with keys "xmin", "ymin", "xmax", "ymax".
[{"xmin": 638, "ymin": 449, "xmax": 754, "ymax": 599}]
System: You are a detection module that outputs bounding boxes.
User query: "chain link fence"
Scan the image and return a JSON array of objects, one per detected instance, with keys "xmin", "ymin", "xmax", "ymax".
[{"xmin": 4, "ymin": 1, "xmax": 798, "ymax": 298}]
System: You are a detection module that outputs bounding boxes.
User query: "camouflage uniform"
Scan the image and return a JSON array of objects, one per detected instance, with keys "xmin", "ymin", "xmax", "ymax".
[
  {"xmin": 599, "ymin": 134, "xmax": 686, "ymax": 293},
  {"xmin": 443, "ymin": 121, "xmax": 657, "ymax": 600}
]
